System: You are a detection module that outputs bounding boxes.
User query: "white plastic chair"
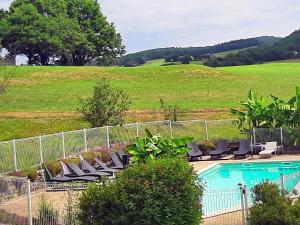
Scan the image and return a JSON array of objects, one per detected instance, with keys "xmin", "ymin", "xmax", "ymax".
[{"xmin": 259, "ymin": 142, "xmax": 278, "ymax": 155}]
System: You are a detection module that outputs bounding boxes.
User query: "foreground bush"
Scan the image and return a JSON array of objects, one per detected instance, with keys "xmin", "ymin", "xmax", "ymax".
[
  {"xmin": 248, "ymin": 181, "xmax": 300, "ymax": 225},
  {"xmin": 78, "ymin": 156, "xmax": 203, "ymax": 225}
]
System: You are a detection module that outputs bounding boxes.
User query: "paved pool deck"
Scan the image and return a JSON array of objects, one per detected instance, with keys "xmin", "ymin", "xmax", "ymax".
[{"xmin": 191, "ymin": 153, "xmax": 300, "ymax": 172}]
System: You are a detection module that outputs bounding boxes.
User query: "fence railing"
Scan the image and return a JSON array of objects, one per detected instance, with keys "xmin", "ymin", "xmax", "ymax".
[
  {"xmin": 1, "ymin": 173, "xmax": 300, "ymax": 225},
  {"xmin": 0, "ymin": 119, "xmax": 243, "ymax": 174},
  {"xmin": 0, "ymin": 179, "xmax": 249, "ymax": 225}
]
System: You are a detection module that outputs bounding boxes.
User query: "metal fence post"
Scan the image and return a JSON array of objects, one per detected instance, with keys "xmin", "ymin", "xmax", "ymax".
[
  {"xmin": 61, "ymin": 132, "xmax": 66, "ymax": 159},
  {"xmin": 27, "ymin": 179, "xmax": 33, "ymax": 225},
  {"xmin": 83, "ymin": 128, "xmax": 88, "ymax": 152},
  {"xmin": 244, "ymin": 185, "xmax": 249, "ymax": 222},
  {"xmin": 205, "ymin": 120, "xmax": 209, "ymax": 141},
  {"xmin": 39, "ymin": 135, "xmax": 44, "ymax": 163},
  {"xmin": 281, "ymin": 174, "xmax": 285, "ymax": 196},
  {"xmin": 239, "ymin": 184, "xmax": 246, "ymax": 225},
  {"xmin": 136, "ymin": 122, "xmax": 139, "ymax": 137},
  {"xmin": 169, "ymin": 120, "xmax": 173, "ymax": 139},
  {"xmin": 280, "ymin": 127, "xmax": 283, "ymax": 151},
  {"xmin": 13, "ymin": 139, "xmax": 17, "ymax": 171},
  {"xmin": 106, "ymin": 126, "xmax": 110, "ymax": 149}
]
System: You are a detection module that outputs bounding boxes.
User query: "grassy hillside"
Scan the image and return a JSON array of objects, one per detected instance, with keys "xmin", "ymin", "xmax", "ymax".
[{"xmin": 1, "ymin": 63, "xmax": 300, "ymax": 140}]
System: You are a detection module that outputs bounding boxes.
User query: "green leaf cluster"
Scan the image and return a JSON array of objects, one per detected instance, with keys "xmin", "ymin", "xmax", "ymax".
[
  {"xmin": 127, "ymin": 129, "xmax": 193, "ymax": 164},
  {"xmin": 230, "ymin": 88, "xmax": 300, "ymax": 130},
  {"xmin": 78, "ymin": 156, "xmax": 203, "ymax": 225},
  {"xmin": 0, "ymin": 0, "xmax": 125, "ymax": 66},
  {"xmin": 248, "ymin": 181, "xmax": 300, "ymax": 225}
]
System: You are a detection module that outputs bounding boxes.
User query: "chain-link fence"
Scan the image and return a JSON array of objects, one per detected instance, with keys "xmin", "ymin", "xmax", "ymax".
[{"xmin": 0, "ymin": 119, "xmax": 240, "ymax": 175}]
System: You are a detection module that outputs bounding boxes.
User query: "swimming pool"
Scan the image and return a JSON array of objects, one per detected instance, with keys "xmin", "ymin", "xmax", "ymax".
[
  {"xmin": 199, "ymin": 161, "xmax": 300, "ymax": 217},
  {"xmin": 199, "ymin": 161, "xmax": 300, "ymax": 191}
]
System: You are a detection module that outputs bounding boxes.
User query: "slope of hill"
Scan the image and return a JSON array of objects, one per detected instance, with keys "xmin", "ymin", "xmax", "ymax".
[
  {"xmin": 118, "ymin": 36, "xmax": 281, "ymax": 66},
  {"xmin": 205, "ymin": 29, "xmax": 300, "ymax": 67},
  {"xmin": 1, "ymin": 63, "xmax": 300, "ymax": 140}
]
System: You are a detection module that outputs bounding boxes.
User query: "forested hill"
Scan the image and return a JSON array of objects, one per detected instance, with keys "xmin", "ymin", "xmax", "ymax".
[
  {"xmin": 204, "ymin": 29, "xmax": 300, "ymax": 67},
  {"xmin": 118, "ymin": 36, "xmax": 281, "ymax": 66}
]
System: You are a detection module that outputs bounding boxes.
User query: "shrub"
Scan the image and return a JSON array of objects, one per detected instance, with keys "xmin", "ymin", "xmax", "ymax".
[
  {"xmin": 78, "ymin": 79, "xmax": 131, "ymax": 127},
  {"xmin": 198, "ymin": 141, "xmax": 215, "ymax": 155},
  {"xmin": 34, "ymin": 195, "xmax": 59, "ymax": 225},
  {"xmin": 8, "ymin": 167, "xmax": 39, "ymax": 181},
  {"xmin": 78, "ymin": 156, "xmax": 203, "ymax": 225},
  {"xmin": 248, "ymin": 181, "xmax": 300, "ymax": 225},
  {"xmin": 63, "ymin": 191, "xmax": 80, "ymax": 225}
]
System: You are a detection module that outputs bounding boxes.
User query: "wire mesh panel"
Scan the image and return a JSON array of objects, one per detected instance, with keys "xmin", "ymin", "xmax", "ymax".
[
  {"xmin": 281, "ymin": 128, "xmax": 300, "ymax": 151},
  {"xmin": 0, "ymin": 177, "xmax": 28, "ymax": 225},
  {"xmin": 0, "ymin": 142, "xmax": 14, "ymax": 174},
  {"xmin": 254, "ymin": 128, "xmax": 282, "ymax": 145},
  {"xmin": 206, "ymin": 120, "xmax": 243, "ymax": 142},
  {"xmin": 138, "ymin": 121, "xmax": 171, "ymax": 138},
  {"xmin": 86, "ymin": 127, "xmax": 108, "ymax": 151},
  {"xmin": 42, "ymin": 134, "xmax": 64, "ymax": 162},
  {"xmin": 172, "ymin": 120, "xmax": 206, "ymax": 140},
  {"xmin": 202, "ymin": 189, "xmax": 243, "ymax": 225},
  {"xmin": 109, "ymin": 124, "xmax": 137, "ymax": 149},
  {"xmin": 30, "ymin": 182, "xmax": 82, "ymax": 225},
  {"xmin": 16, "ymin": 138, "xmax": 40, "ymax": 171},
  {"xmin": 64, "ymin": 130, "xmax": 85, "ymax": 156}
]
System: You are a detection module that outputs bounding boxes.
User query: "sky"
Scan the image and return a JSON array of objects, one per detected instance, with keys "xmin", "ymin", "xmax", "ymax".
[{"xmin": 1, "ymin": 0, "xmax": 300, "ymax": 53}]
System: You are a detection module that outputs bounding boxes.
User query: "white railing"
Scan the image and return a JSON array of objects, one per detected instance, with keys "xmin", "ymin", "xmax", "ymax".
[{"xmin": 0, "ymin": 119, "xmax": 241, "ymax": 174}]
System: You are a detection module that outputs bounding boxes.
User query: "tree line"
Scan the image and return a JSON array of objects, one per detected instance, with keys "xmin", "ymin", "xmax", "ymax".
[
  {"xmin": 117, "ymin": 37, "xmax": 280, "ymax": 67},
  {"xmin": 204, "ymin": 29, "xmax": 300, "ymax": 67},
  {"xmin": 0, "ymin": 0, "xmax": 125, "ymax": 66}
]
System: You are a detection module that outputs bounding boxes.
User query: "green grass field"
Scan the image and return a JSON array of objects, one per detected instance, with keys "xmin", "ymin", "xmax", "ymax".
[{"xmin": 1, "ymin": 62, "xmax": 300, "ymax": 140}]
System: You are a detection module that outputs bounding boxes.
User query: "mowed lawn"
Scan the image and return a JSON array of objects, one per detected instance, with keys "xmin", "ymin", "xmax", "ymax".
[{"xmin": 1, "ymin": 63, "xmax": 300, "ymax": 140}]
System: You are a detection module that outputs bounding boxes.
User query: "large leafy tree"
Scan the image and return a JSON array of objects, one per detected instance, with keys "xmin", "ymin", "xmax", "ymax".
[{"xmin": 0, "ymin": 0, "xmax": 125, "ymax": 66}]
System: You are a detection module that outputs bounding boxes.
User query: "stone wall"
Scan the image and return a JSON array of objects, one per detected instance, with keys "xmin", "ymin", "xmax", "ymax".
[{"xmin": 0, "ymin": 177, "xmax": 27, "ymax": 203}]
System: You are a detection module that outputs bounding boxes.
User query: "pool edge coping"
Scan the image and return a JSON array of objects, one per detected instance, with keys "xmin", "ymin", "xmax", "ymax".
[{"xmin": 196, "ymin": 159, "xmax": 300, "ymax": 174}]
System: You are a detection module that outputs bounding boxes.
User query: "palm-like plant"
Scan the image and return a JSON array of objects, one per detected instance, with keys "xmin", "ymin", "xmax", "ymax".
[
  {"xmin": 231, "ymin": 88, "xmax": 300, "ymax": 147},
  {"xmin": 127, "ymin": 129, "xmax": 193, "ymax": 164}
]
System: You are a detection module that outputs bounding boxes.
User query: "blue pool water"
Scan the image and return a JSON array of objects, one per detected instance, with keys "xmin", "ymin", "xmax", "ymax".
[
  {"xmin": 199, "ymin": 161, "xmax": 300, "ymax": 217},
  {"xmin": 199, "ymin": 161, "xmax": 300, "ymax": 191}
]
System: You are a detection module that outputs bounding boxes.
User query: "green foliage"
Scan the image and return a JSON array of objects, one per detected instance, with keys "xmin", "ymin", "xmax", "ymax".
[
  {"xmin": 118, "ymin": 38, "xmax": 263, "ymax": 66},
  {"xmin": 35, "ymin": 195, "xmax": 59, "ymax": 225},
  {"xmin": 127, "ymin": 129, "xmax": 192, "ymax": 164},
  {"xmin": 231, "ymin": 88, "xmax": 300, "ymax": 130},
  {"xmin": 63, "ymin": 191, "xmax": 80, "ymax": 225},
  {"xmin": 79, "ymin": 79, "xmax": 131, "ymax": 127},
  {"xmin": 248, "ymin": 181, "xmax": 300, "ymax": 225},
  {"xmin": 0, "ymin": 0, "xmax": 125, "ymax": 66},
  {"xmin": 159, "ymin": 97, "xmax": 180, "ymax": 122},
  {"xmin": 78, "ymin": 156, "xmax": 203, "ymax": 225},
  {"xmin": 0, "ymin": 62, "xmax": 15, "ymax": 94},
  {"xmin": 205, "ymin": 31, "xmax": 300, "ymax": 67}
]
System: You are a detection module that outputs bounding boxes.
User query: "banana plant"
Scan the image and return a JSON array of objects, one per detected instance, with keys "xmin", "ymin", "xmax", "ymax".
[
  {"xmin": 230, "ymin": 90, "xmax": 268, "ymax": 131},
  {"xmin": 230, "ymin": 87, "xmax": 300, "ymax": 147},
  {"xmin": 127, "ymin": 129, "xmax": 193, "ymax": 164}
]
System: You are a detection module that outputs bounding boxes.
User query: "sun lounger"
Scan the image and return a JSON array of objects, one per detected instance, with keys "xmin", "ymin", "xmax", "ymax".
[
  {"xmin": 187, "ymin": 141, "xmax": 203, "ymax": 161},
  {"xmin": 93, "ymin": 157, "xmax": 120, "ymax": 173},
  {"xmin": 233, "ymin": 139, "xmax": 251, "ymax": 159},
  {"xmin": 108, "ymin": 151, "xmax": 125, "ymax": 169},
  {"xmin": 65, "ymin": 162, "xmax": 111, "ymax": 178},
  {"xmin": 79, "ymin": 155, "xmax": 118, "ymax": 175},
  {"xmin": 259, "ymin": 142, "xmax": 279, "ymax": 155},
  {"xmin": 117, "ymin": 149, "xmax": 130, "ymax": 166},
  {"xmin": 42, "ymin": 163, "xmax": 98, "ymax": 183},
  {"xmin": 209, "ymin": 140, "xmax": 228, "ymax": 159}
]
